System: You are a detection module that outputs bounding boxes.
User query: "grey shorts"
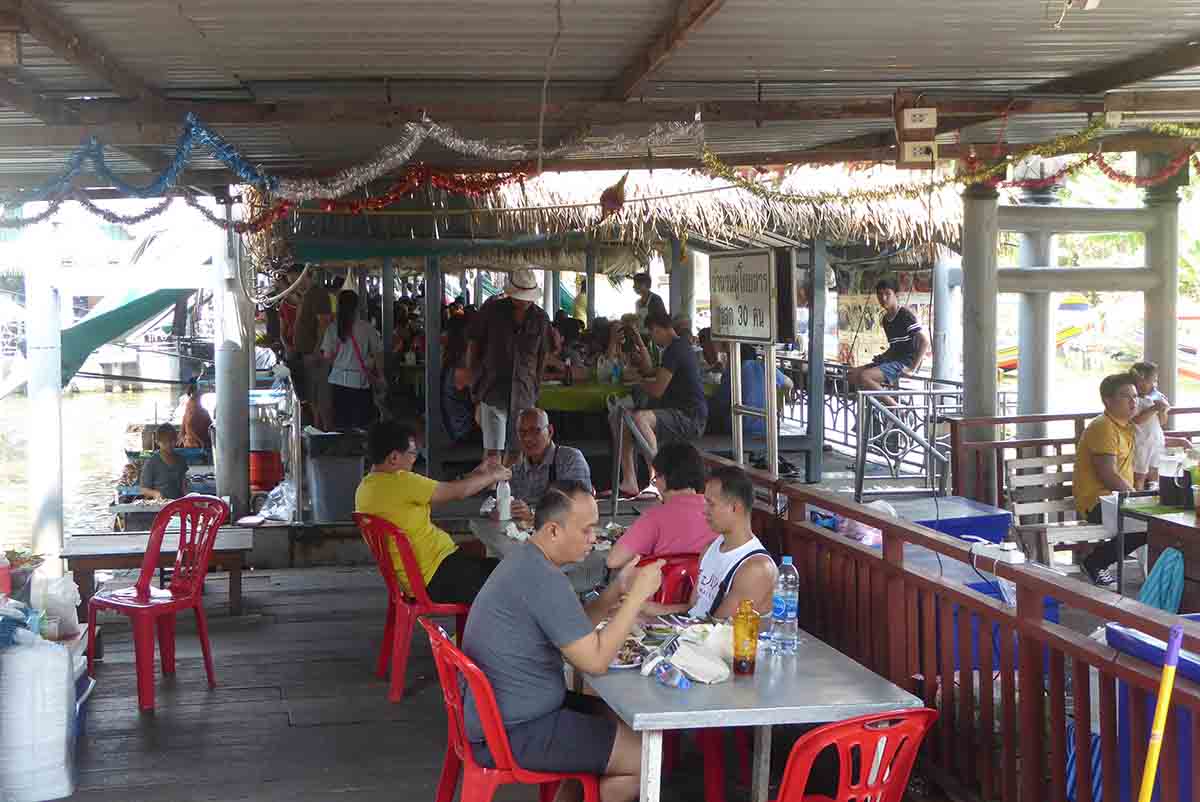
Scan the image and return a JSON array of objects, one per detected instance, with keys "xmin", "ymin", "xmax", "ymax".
[
  {"xmin": 471, "ymin": 692, "xmax": 616, "ymax": 775},
  {"xmin": 478, "ymin": 401, "xmax": 508, "ymax": 451},
  {"xmin": 654, "ymin": 408, "xmax": 706, "ymax": 444}
]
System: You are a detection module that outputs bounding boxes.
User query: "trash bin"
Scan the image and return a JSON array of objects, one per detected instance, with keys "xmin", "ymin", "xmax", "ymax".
[
  {"xmin": 1106, "ymin": 614, "xmax": 1200, "ymax": 802},
  {"xmin": 303, "ymin": 431, "xmax": 366, "ymax": 523}
]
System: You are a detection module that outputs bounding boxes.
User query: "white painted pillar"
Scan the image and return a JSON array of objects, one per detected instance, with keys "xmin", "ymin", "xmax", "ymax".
[
  {"xmin": 1141, "ymin": 153, "xmax": 1185, "ymax": 411},
  {"xmin": 1017, "ymin": 231, "xmax": 1055, "ymax": 439},
  {"xmin": 585, "ymin": 247, "xmax": 597, "ymax": 326},
  {"xmin": 26, "ymin": 219, "xmax": 63, "ymax": 575},
  {"xmin": 213, "ymin": 208, "xmax": 252, "ymax": 517},
  {"xmin": 543, "ymin": 268, "xmax": 554, "ymax": 313},
  {"xmin": 668, "ymin": 238, "xmax": 695, "ymax": 325},
  {"xmin": 931, "ymin": 248, "xmax": 961, "ymax": 383},
  {"xmin": 961, "ymin": 181, "xmax": 1000, "ymax": 502},
  {"xmin": 550, "ymin": 271, "xmax": 562, "ymax": 318}
]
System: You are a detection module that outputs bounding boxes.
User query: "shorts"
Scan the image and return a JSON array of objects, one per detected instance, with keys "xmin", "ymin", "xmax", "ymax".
[
  {"xmin": 425, "ymin": 550, "xmax": 499, "ymax": 605},
  {"xmin": 1134, "ymin": 436, "xmax": 1165, "ymax": 475},
  {"xmin": 872, "ymin": 359, "xmax": 909, "ymax": 385},
  {"xmin": 479, "ymin": 401, "xmax": 509, "ymax": 452},
  {"xmin": 653, "ymin": 408, "xmax": 706, "ymax": 445},
  {"xmin": 471, "ymin": 692, "xmax": 617, "ymax": 775}
]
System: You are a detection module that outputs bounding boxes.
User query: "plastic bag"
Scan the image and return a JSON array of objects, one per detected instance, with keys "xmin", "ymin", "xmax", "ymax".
[
  {"xmin": 260, "ymin": 479, "xmax": 297, "ymax": 522},
  {"xmin": 30, "ymin": 574, "xmax": 81, "ymax": 638}
]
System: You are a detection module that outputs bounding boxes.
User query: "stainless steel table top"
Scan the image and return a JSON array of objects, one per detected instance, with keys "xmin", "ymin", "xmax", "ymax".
[
  {"xmin": 585, "ymin": 632, "xmax": 921, "ymax": 732},
  {"xmin": 468, "ymin": 516, "xmax": 632, "ymax": 591}
]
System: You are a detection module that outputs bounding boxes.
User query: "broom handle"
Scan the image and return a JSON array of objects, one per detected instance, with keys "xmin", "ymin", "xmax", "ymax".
[{"xmin": 1137, "ymin": 625, "xmax": 1184, "ymax": 802}]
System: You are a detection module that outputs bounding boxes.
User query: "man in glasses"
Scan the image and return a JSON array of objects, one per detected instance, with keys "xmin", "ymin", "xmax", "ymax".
[
  {"xmin": 356, "ymin": 420, "xmax": 511, "ymax": 604},
  {"xmin": 497, "ymin": 407, "xmax": 592, "ymax": 527}
]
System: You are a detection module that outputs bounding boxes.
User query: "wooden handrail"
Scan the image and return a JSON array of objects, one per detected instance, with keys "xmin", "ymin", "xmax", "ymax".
[{"xmin": 943, "ymin": 405, "xmax": 1200, "ymax": 428}]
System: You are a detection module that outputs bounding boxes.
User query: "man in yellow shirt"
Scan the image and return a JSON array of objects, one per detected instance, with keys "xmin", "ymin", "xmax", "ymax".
[
  {"xmin": 356, "ymin": 421, "xmax": 510, "ymax": 603},
  {"xmin": 1075, "ymin": 373, "xmax": 1139, "ymax": 586}
]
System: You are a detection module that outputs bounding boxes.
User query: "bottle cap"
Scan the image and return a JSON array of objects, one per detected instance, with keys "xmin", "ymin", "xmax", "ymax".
[{"xmin": 781, "ymin": 556, "xmax": 793, "ymax": 565}]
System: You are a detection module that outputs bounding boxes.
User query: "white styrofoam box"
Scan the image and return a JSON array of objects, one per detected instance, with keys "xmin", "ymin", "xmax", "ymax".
[
  {"xmin": 0, "ymin": 639, "xmax": 76, "ymax": 802},
  {"xmin": 1099, "ymin": 493, "xmax": 1149, "ymax": 536}
]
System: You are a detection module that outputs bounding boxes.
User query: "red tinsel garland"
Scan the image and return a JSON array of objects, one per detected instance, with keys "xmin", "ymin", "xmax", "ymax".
[{"xmin": 315, "ymin": 163, "xmax": 531, "ymax": 215}]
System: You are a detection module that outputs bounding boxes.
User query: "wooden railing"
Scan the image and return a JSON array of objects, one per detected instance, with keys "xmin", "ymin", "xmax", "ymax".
[
  {"xmin": 943, "ymin": 408, "xmax": 1200, "ymax": 506},
  {"xmin": 702, "ymin": 453, "xmax": 1200, "ymax": 802}
]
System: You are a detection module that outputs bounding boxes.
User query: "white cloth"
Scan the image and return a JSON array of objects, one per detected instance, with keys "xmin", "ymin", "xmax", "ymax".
[
  {"xmin": 688, "ymin": 534, "xmax": 768, "ymax": 619},
  {"xmin": 1134, "ymin": 391, "xmax": 1167, "ymax": 474},
  {"xmin": 320, "ymin": 319, "xmax": 382, "ymax": 389}
]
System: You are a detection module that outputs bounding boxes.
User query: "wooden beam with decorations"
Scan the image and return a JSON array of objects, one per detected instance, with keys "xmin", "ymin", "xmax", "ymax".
[{"xmin": 614, "ymin": 0, "xmax": 728, "ymax": 99}]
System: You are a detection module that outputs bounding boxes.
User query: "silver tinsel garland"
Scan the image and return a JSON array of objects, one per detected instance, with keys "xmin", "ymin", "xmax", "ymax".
[{"xmin": 275, "ymin": 122, "xmax": 429, "ymax": 202}]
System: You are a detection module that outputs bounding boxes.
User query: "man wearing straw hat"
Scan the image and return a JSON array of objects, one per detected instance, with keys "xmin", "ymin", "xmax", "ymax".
[{"xmin": 467, "ymin": 267, "xmax": 552, "ymax": 465}]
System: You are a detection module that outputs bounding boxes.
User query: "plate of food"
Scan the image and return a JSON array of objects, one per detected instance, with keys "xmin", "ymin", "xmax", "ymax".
[{"xmin": 610, "ymin": 638, "xmax": 648, "ymax": 669}]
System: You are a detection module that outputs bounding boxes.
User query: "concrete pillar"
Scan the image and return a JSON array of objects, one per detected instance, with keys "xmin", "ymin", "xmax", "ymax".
[
  {"xmin": 550, "ymin": 271, "xmax": 562, "ymax": 318},
  {"xmin": 667, "ymin": 237, "xmax": 695, "ymax": 324},
  {"xmin": 382, "ymin": 257, "xmax": 395, "ymax": 381},
  {"xmin": 585, "ymin": 247, "xmax": 597, "ymax": 326},
  {"xmin": 424, "ymin": 256, "xmax": 444, "ymax": 479},
  {"xmin": 1141, "ymin": 152, "xmax": 1187, "ymax": 411},
  {"xmin": 1016, "ymin": 231, "xmax": 1055, "ymax": 439},
  {"xmin": 213, "ymin": 208, "xmax": 252, "ymax": 517},
  {"xmin": 931, "ymin": 249, "xmax": 961, "ymax": 383},
  {"xmin": 961, "ymin": 180, "xmax": 1000, "ymax": 502},
  {"xmin": 26, "ymin": 221, "xmax": 63, "ymax": 575},
  {"xmin": 543, "ymin": 269, "xmax": 554, "ymax": 313}
]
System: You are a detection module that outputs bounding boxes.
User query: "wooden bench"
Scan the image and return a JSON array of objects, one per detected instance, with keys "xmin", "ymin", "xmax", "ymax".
[
  {"xmin": 61, "ymin": 529, "xmax": 254, "ymax": 617},
  {"xmin": 1003, "ymin": 453, "xmax": 1110, "ymax": 565}
]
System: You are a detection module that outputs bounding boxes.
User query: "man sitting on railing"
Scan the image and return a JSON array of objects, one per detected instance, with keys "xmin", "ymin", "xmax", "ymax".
[
  {"xmin": 846, "ymin": 278, "xmax": 927, "ymax": 407},
  {"xmin": 1074, "ymin": 373, "xmax": 1140, "ymax": 586}
]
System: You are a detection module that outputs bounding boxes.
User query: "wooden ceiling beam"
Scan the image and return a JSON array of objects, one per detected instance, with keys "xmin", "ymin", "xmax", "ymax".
[{"xmin": 614, "ymin": 0, "xmax": 728, "ymax": 100}]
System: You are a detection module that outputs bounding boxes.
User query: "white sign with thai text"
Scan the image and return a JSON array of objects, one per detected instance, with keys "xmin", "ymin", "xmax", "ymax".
[{"xmin": 709, "ymin": 250, "xmax": 776, "ymax": 343}]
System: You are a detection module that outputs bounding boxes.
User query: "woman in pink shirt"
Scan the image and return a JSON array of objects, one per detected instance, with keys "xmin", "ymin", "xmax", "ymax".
[{"xmin": 607, "ymin": 442, "xmax": 719, "ymax": 570}]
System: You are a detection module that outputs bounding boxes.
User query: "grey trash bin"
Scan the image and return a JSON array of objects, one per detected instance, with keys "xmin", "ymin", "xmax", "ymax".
[{"xmin": 303, "ymin": 431, "xmax": 366, "ymax": 523}]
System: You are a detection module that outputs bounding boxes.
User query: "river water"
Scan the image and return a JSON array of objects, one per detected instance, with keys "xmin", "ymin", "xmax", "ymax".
[{"xmin": 0, "ymin": 389, "xmax": 176, "ymax": 552}]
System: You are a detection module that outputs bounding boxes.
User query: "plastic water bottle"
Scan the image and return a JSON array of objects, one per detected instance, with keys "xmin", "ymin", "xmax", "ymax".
[
  {"xmin": 496, "ymin": 480, "xmax": 512, "ymax": 521},
  {"xmin": 770, "ymin": 556, "xmax": 800, "ymax": 655}
]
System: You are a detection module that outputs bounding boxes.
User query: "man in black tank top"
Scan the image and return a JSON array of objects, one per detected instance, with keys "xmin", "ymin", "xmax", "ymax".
[{"xmin": 638, "ymin": 466, "xmax": 777, "ymax": 619}]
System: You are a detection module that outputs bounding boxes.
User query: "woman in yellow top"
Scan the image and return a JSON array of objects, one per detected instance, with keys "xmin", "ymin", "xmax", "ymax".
[
  {"xmin": 355, "ymin": 421, "xmax": 510, "ymax": 603},
  {"xmin": 1074, "ymin": 373, "xmax": 1139, "ymax": 586}
]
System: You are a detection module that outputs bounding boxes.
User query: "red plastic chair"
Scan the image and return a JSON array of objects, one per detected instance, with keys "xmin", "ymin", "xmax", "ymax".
[
  {"xmin": 641, "ymin": 552, "xmax": 751, "ymax": 802},
  {"xmin": 353, "ymin": 512, "xmax": 469, "ymax": 702},
  {"xmin": 772, "ymin": 708, "xmax": 938, "ymax": 802},
  {"xmin": 638, "ymin": 552, "xmax": 700, "ymax": 604},
  {"xmin": 87, "ymin": 495, "xmax": 229, "ymax": 712},
  {"xmin": 419, "ymin": 618, "xmax": 601, "ymax": 802}
]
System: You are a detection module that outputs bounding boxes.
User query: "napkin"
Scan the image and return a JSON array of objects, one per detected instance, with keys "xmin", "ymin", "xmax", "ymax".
[
  {"xmin": 680, "ymin": 622, "xmax": 735, "ymax": 664},
  {"xmin": 671, "ymin": 641, "xmax": 731, "ymax": 684},
  {"xmin": 504, "ymin": 522, "xmax": 530, "ymax": 542}
]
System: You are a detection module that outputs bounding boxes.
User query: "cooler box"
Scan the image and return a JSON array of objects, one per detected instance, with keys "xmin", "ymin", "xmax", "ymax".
[
  {"xmin": 945, "ymin": 580, "xmax": 1060, "ymax": 672},
  {"xmin": 1106, "ymin": 614, "xmax": 1200, "ymax": 802},
  {"xmin": 303, "ymin": 431, "xmax": 366, "ymax": 523}
]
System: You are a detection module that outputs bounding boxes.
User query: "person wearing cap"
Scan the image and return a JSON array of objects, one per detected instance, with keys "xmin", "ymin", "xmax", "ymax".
[{"xmin": 466, "ymin": 267, "xmax": 553, "ymax": 464}]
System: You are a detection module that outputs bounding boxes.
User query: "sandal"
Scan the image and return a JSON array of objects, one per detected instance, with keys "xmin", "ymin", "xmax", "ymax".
[{"xmin": 598, "ymin": 488, "xmax": 642, "ymax": 501}]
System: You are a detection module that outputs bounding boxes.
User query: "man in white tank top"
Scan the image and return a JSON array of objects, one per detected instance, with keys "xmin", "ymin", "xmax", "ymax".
[{"xmin": 640, "ymin": 465, "xmax": 778, "ymax": 620}]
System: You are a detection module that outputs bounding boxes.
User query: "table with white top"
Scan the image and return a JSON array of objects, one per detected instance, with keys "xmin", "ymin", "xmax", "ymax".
[
  {"xmin": 468, "ymin": 515, "xmax": 639, "ymax": 592},
  {"xmin": 585, "ymin": 632, "xmax": 922, "ymax": 802}
]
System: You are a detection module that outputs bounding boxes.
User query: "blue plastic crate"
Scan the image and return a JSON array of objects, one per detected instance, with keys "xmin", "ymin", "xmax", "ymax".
[{"xmin": 1106, "ymin": 614, "xmax": 1200, "ymax": 802}]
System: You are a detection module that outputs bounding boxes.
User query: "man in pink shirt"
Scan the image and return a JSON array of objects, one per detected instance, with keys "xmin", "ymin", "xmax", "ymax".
[{"xmin": 607, "ymin": 442, "xmax": 719, "ymax": 571}]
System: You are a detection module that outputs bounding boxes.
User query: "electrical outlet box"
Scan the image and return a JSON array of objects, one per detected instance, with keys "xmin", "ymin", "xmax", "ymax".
[
  {"xmin": 900, "ymin": 141, "xmax": 937, "ymax": 164},
  {"xmin": 901, "ymin": 107, "xmax": 938, "ymax": 129},
  {"xmin": 976, "ymin": 542, "xmax": 1027, "ymax": 565}
]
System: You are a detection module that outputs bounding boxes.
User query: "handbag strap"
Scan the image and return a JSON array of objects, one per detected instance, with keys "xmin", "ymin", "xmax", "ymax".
[{"xmin": 334, "ymin": 331, "xmax": 376, "ymax": 380}]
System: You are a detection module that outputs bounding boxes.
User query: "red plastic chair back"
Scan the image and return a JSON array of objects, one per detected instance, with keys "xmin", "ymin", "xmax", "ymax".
[
  {"xmin": 137, "ymin": 496, "xmax": 229, "ymax": 599},
  {"xmin": 775, "ymin": 708, "xmax": 937, "ymax": 802},
  {"xmin": 354, "ymin": 512, "xmax": 437, "ymax": 607},
  {"xmin": 638, "ymin": 553, "xmax": 700, "ymax": 605},
  {"xmin": 420, "ymin": 617, "xmax": 523, "ymax": 773}
]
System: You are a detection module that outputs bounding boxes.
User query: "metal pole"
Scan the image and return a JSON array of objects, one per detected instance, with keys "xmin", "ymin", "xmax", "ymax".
[
  {"xmin": 424, "ymin": 255, "xmax": 444, "ymax": 478},
  {"xmin": 806, "ymin": 241, "xmax": 827, "ymax": 483},
  {"xmin": 27, "ymin": 219, "xmax": 63, "ymax": 576},
  {"xmin": 551, "ymin": 270, "xmax": 562, "ymax": 317},
  {"xmin": 730, "ymin": 346, "xmax": 743, "ymax": 466},
  {"xmin": 765, "ymin": 343, "xmax": 779, "ymax": 480},
  {"xmin": 543, "ymin": 268, "xmax": 554, "ymax": 313},
  {"xmin": 213, "ymin": 203, "xmax": 251, "ymax": 517},
  {"xmin": 473, "ymin": 270, "xmax": 484, "ymax": 306},
  {"xmin": 585, "ymin": 246, "xmax": 597, "ymax": 326}
]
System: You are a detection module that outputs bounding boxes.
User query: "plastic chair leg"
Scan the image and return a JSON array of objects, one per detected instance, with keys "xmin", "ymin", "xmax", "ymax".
[
  {"xmin": 86, "ymin": 603, "xmax": 98, "ymax": 677},
  {"xmin": 377, "ymin": 598, "xmax": 396, "ymax": 679},
  {"xmin": 455, "ymin": 612, "xmax": 467, "ymax": 646},
  {"xmin": 663, "ymin": 731, "xmax": 680, "ymax": 776},
  {"xmin": 433, "ymin": 744, "xmax": 461, "ymax": 802},
  {"xmin": 458, "ymin": 772, "xmax": 501, "ymax": 802},
  {"xmin": 194, "ymin": 604, "xmax": 217, "ymax": 689},
  {"xmin": 537, "ymin": 780, "xmax": 561, "ymax": 802},
  {"xmin": 131, "ymin": 616, "xmax": 157, "ymax": 712},
  {"xmin": 733, "ymin": 729, "xmax": 752, "ymax": 787},
  {"xmin": 699, "ymin": 729, "xmax": 728, "ymax": 802},
  {"xmin": 157, "ymin": 614, "xmax": 177, "ymax": 675},
  {"xmin": 388, "ymin": 603, "xmax": 416, "ymax": 702}
]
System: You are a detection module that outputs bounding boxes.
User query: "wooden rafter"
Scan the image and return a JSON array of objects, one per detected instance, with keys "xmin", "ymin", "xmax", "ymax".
[{"xmin": 614, "ymin": 0, "xmax": 728, "ymax": 99}]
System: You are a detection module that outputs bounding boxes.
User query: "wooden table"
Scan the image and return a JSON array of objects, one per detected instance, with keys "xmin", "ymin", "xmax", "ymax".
[{"xmin": 61, "ymin": 529, "xmax": 254, "ymax": 617}]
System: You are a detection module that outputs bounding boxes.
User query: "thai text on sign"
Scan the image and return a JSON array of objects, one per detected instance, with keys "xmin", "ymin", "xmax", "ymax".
[{"xmin": 709, "ymin": 250, "xmax": 776, "ymax": 343}]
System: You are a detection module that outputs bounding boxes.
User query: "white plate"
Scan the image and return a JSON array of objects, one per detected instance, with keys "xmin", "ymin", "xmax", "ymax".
[{"xmin": 609, "ymin": 657, "xmax": 644, "ymax": 670}]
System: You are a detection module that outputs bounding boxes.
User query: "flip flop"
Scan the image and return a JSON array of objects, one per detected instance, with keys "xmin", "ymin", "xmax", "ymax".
[
  {"xmin": 635, "ymin": 485, "xmax": 663, "ymax": 502},
  {"xmin": 598, "ymin": 489, "xmax": 642, "ymax": 501}
]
